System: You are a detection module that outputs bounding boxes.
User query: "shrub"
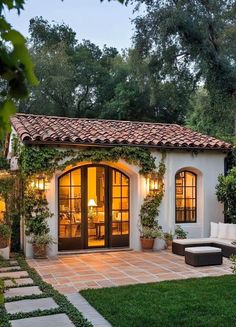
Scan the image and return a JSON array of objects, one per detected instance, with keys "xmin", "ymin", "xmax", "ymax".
[
  {"xmin": 0, "ymin": 224, "xmax": 11, "ymax": 240},
  {"xmin": 216, "ymin": 167, "xmax": 236, "ymax": 223},
  {"xmin": 174, "ymin": 225, "xmax": 188, "ymax": 239}
]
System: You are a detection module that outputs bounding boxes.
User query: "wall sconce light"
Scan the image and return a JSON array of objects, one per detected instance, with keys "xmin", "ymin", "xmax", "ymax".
[
  {"xmin": 32, "ymin": 175, "xmax": 48, "ymax": 192},
  {"xmin": 146, "ymin": 173, "xmax": 160, "ymax": 194}
]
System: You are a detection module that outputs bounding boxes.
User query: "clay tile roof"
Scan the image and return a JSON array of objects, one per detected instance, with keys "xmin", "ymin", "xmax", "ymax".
[{"xmin": 10, "ymin": 113, "xmax": 232, "ymax": 151}]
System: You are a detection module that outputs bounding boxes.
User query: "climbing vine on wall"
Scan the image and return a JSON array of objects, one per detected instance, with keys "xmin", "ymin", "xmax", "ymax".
[
  {"xmin": 17, "ymin": 143, "xmax": 166, "ymax": 240},
  {"xmin": 18, "ymin": 145, "xmax": 157, "ymax": 176},
  {"xmin": 139, "ymin": 154, "xmax": 166, "ymax": 236}
]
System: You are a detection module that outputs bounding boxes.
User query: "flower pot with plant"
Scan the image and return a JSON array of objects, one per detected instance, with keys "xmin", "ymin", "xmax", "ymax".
[
  {"xmin": 0, "ymin": 224, "xmax": 11, "ymax": 260},
  {"xmin": 140, "ymin": 226, "xmax": 163, "ymax": 250},
  {"xmin": 139, "ymin": 190, "xmax": 164, "ymax": 251},
  {"xmin": 0, "ymin": 224, "xmax": 11, "ymax": 249},
  {"xmin": 24, "ymin": 184, "xmax": 54, "ymax": 259},
  {"xmin": 29, "ymin": 234, "xmax": 56, "ymax": 259},
  {"xmin": 164, "ymin": 232, "xmax": 174, "ymax": 249},
  {"xmin": 174, "ymin": 225, "xmax": 188, "ymax": 239}
]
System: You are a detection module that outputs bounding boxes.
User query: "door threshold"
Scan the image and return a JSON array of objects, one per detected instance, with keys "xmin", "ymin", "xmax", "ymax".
[{"xmin": 58, "ymin": 247, "xmax": 133, "ymax": 256}]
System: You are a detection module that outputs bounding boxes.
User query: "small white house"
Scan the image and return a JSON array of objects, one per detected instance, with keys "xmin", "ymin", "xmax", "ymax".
[{"xmin": 6, "ymin": 114, "xmax": 232, "ymax": 257}]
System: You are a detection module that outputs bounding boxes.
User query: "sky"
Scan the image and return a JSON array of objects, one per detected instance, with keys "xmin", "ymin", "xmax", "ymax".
[{"xmin": 6, "ymin": 0, "xmax": 136, "ymax": 51}]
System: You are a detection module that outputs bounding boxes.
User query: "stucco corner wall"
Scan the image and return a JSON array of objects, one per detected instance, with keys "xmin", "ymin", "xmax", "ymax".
[{"xmin": 153, "ymin": 150, "xmax": 226, "ymax": 241}]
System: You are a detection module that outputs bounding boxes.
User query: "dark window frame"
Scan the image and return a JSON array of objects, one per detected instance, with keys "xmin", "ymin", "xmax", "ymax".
[
  {"xmin": 58, "ymin": 164, "xmax": 130, "ymax": 250},
  {"xmin": 175, "ymin": 170, "xmax": 197, "ymax": 223}
]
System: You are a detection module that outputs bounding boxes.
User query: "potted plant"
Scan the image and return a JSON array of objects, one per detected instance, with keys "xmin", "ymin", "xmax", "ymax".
[
  {"xmin": 29, "ymin": 233, "xmax": 56, "ymax": 259},
  {"xmin": 140, "ymin": 226, "xmax": 163, "ymax": 250},
  {"xmin": 164, "ymin": 231, "xmax": 174, "ymax": 249},
  {"xmin": 0, "ymin": 224, "xmax": 11, "ymax": 249},
  {"xmin": 0, "ymin": 224, "xmax": 11, "ymax": 259},
  {"xmin": 139, "ymin": 192, "xmax": 164, "ymax": 251},
  {"xmin": 174, "ymin": 225, "xmax": 188, "ymax": 239}
]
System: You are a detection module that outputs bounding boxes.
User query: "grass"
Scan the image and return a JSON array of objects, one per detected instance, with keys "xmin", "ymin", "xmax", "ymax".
[{"xmin": 81, "ymin": 275, "xmax": 236, "ymax": 327}]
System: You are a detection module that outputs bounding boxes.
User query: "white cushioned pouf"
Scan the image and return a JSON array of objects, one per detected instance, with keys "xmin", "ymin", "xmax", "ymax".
[
  {"xmin": 227, "ymin": 224, "xmax": 236, "ymax": 240},
  {"xmin": 210, "ymin": 222, "xmax": 219, "ymax": 238},
  {"xmin": 218, "ymin": 222, "xmax": 230, "ymax": 239},
  {"xmin": 185, "ymin": 246, "xmax": 222, "ymax": 254}
]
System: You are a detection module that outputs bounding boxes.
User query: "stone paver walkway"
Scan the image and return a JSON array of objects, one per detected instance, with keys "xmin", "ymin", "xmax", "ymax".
[
  {"xmin": 4, "ymin": 286, "xmax": 42, "ymax": 298},
  {"xmin": 67, "ymin": 293, "xmax": 111, "ymax": 327},
  {"xmin": 27, "ymin": 250, "xmax": 232, "ymax": 294},
  {"xmin": 2, "ymin": 262, "xmax": 76, "ymax": 327},
  {"xmin": 5, "ymin": 297, "xmax": 58, "ymax": 314},
  {"xmin": 11, "ymin": 314, "xmax": 74, "ymax": 327}
]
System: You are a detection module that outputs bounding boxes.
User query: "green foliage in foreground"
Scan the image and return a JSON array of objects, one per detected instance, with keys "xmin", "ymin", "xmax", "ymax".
[
  {"xmin": 216, "ymin": 167, "xmax": 236, "ymax": 223},
  {"xmin": 81, "ymin": 275, "xmax": 236, "ymax": 327}
]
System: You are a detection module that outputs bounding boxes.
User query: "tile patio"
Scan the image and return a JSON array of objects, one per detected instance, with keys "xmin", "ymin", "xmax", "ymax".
[{"xmin": 27, "ymin": 250, "xmax": 232, "ymax": 294}]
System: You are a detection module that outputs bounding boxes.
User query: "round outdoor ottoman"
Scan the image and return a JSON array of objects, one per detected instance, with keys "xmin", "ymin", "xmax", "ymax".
[{"xmin": 185, "ymin": 246, "xmax": 222, "ymax": 267}]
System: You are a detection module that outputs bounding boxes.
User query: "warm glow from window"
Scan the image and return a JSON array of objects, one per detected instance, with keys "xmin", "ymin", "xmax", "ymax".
[
  {"xmin": 0, "ymin": 197, "xmax": 5, "ymax": 222},
  {"xmin": 176, "ymin": 171, "xmax": 197, "ymax": 223}
]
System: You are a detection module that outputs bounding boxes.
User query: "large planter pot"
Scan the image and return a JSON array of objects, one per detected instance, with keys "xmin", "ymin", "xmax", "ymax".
[
  {"xmin": 0, "ymin": 242, "xmax": 10, "ymax": 260},
  {"xmin": 140, "ymin": 237, "xmax": 155, "ymax": 251},
  {"xmin": 32, "ymin": 244, "xmax": 47, "ymax": 259},
  {"xmin": 0, "ymin": 238, "xmax": 9, "ymax": 249}
]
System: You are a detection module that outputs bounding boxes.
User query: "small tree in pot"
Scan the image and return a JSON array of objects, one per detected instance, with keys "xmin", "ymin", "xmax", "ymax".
[
  {"xmin": 139, "ymin": 193, "xmax": 163, "ymax": 250},
  {"xmin": 24, "ymin": 184, "xmax": 53, "ymax": 258}
]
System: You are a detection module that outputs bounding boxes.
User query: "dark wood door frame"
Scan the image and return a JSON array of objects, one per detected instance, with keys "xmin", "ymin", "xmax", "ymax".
[{"xmin": 58, "ymin": 164, "xmax": 130, "ymax": 251}]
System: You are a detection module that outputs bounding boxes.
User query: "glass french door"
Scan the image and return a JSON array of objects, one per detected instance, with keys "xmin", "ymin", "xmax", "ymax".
[{"xmin": 58, "ymin": 165, "xmax": 129, "ymax": 251}]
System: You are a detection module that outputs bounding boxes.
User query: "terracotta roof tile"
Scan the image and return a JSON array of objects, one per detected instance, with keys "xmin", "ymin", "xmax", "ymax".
[{"xmin": 10, "ymin": 114, "xmax": 232, "ymax": 151}]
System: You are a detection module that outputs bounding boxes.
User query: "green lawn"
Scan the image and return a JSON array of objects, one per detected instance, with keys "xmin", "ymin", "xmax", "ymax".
[{"xmin": 81, "ymin": 275, "xmax": 236, "ymax": 327}]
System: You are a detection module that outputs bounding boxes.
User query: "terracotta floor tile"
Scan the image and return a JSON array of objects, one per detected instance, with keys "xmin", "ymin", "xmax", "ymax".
[{"xmin": 27, "ymin": 250, "xmax": 232, "ymax": 294}]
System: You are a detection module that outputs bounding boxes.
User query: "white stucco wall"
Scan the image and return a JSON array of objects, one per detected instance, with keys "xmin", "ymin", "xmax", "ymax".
[
  {"xmin": 153, "ymin": 150, "xmax": 226, "ymax": 250},
  {"xmin": 21, "ymin": 148, "xmax": 227, "ymax": 257}
]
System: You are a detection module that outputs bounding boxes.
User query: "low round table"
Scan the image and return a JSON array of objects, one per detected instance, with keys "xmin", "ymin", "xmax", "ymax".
[{"xmin": 185, "ymin": 246, "xmax": 222, "ymax": 267}]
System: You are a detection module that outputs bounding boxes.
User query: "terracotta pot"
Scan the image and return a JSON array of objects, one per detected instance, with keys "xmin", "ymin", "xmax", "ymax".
[
  {"xmin": 0, "ymin": 238, "xmax": 9, "ymax": 249},
  {"xmin": 32, "ymin": 244, "xmax": 47, "ymax": 259},
  {"xmin": 140, "ymin": 237, "xmax": 155, "ymax": 251}
]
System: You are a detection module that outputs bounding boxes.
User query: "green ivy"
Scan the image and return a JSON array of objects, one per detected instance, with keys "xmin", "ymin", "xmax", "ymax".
[
  {"xmin": 18, "ymin": 144, "xmax": 166, "ymax": 243},
  {"xmin": 139, "ymin": 154, "xmax": 166, "ymax": 233},
  {"xmin": 19, "ymin": 145, "xmax": 157, "ymax": 177}
]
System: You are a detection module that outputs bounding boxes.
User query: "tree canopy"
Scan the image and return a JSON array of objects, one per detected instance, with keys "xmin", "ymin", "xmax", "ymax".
[
  {"xmin": 132, "ymin": 0, "xmax": 236, "ymax": 138},
  {"xmin": 18, "ymin": 16, "xmax": 190, "ymax": 124},
  {"xmin": 0, "ymin": 0, "xmax": 236, "ymax": 142}
]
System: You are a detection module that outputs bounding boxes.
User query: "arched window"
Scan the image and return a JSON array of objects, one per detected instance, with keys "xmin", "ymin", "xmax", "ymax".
[{"xmin": 175, "ymin": 171, "xmax": 197, "ymax": 223}]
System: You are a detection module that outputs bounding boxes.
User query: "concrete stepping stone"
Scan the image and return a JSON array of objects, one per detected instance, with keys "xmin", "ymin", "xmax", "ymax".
[
  {"xmin": 10, "ymin": 313, "xmax": 74, "ymax": 327},
  {"xmin": 10, "ymin": 260, "xmax": 18, "ymax": 265},
  {"xmin": 0, "ymin": 266, "xmax": 21, "ymax": 272},
  {"xmin": 5, "ymin": 297, "xmax": 58, "ymax": 314},
  {"xmin": 4, "ymin": 278, "xmax": 34, "ymax": 287},
  {"xmin": 4, "ymin": 286, "xmax": 42, "ymax": 298},
  {"xmin": 0, "ymin": 271, "xmax": 28, "ymax": 279},
  {"xmin": 67, "ymin": 293, "xmax": 111, "ymax": 327}
]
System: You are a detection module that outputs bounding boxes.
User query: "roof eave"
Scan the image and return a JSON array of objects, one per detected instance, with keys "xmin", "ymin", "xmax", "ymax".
[{"xmin": 21, "ymin": 140, "xmax": 232, "ymax": 153}]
